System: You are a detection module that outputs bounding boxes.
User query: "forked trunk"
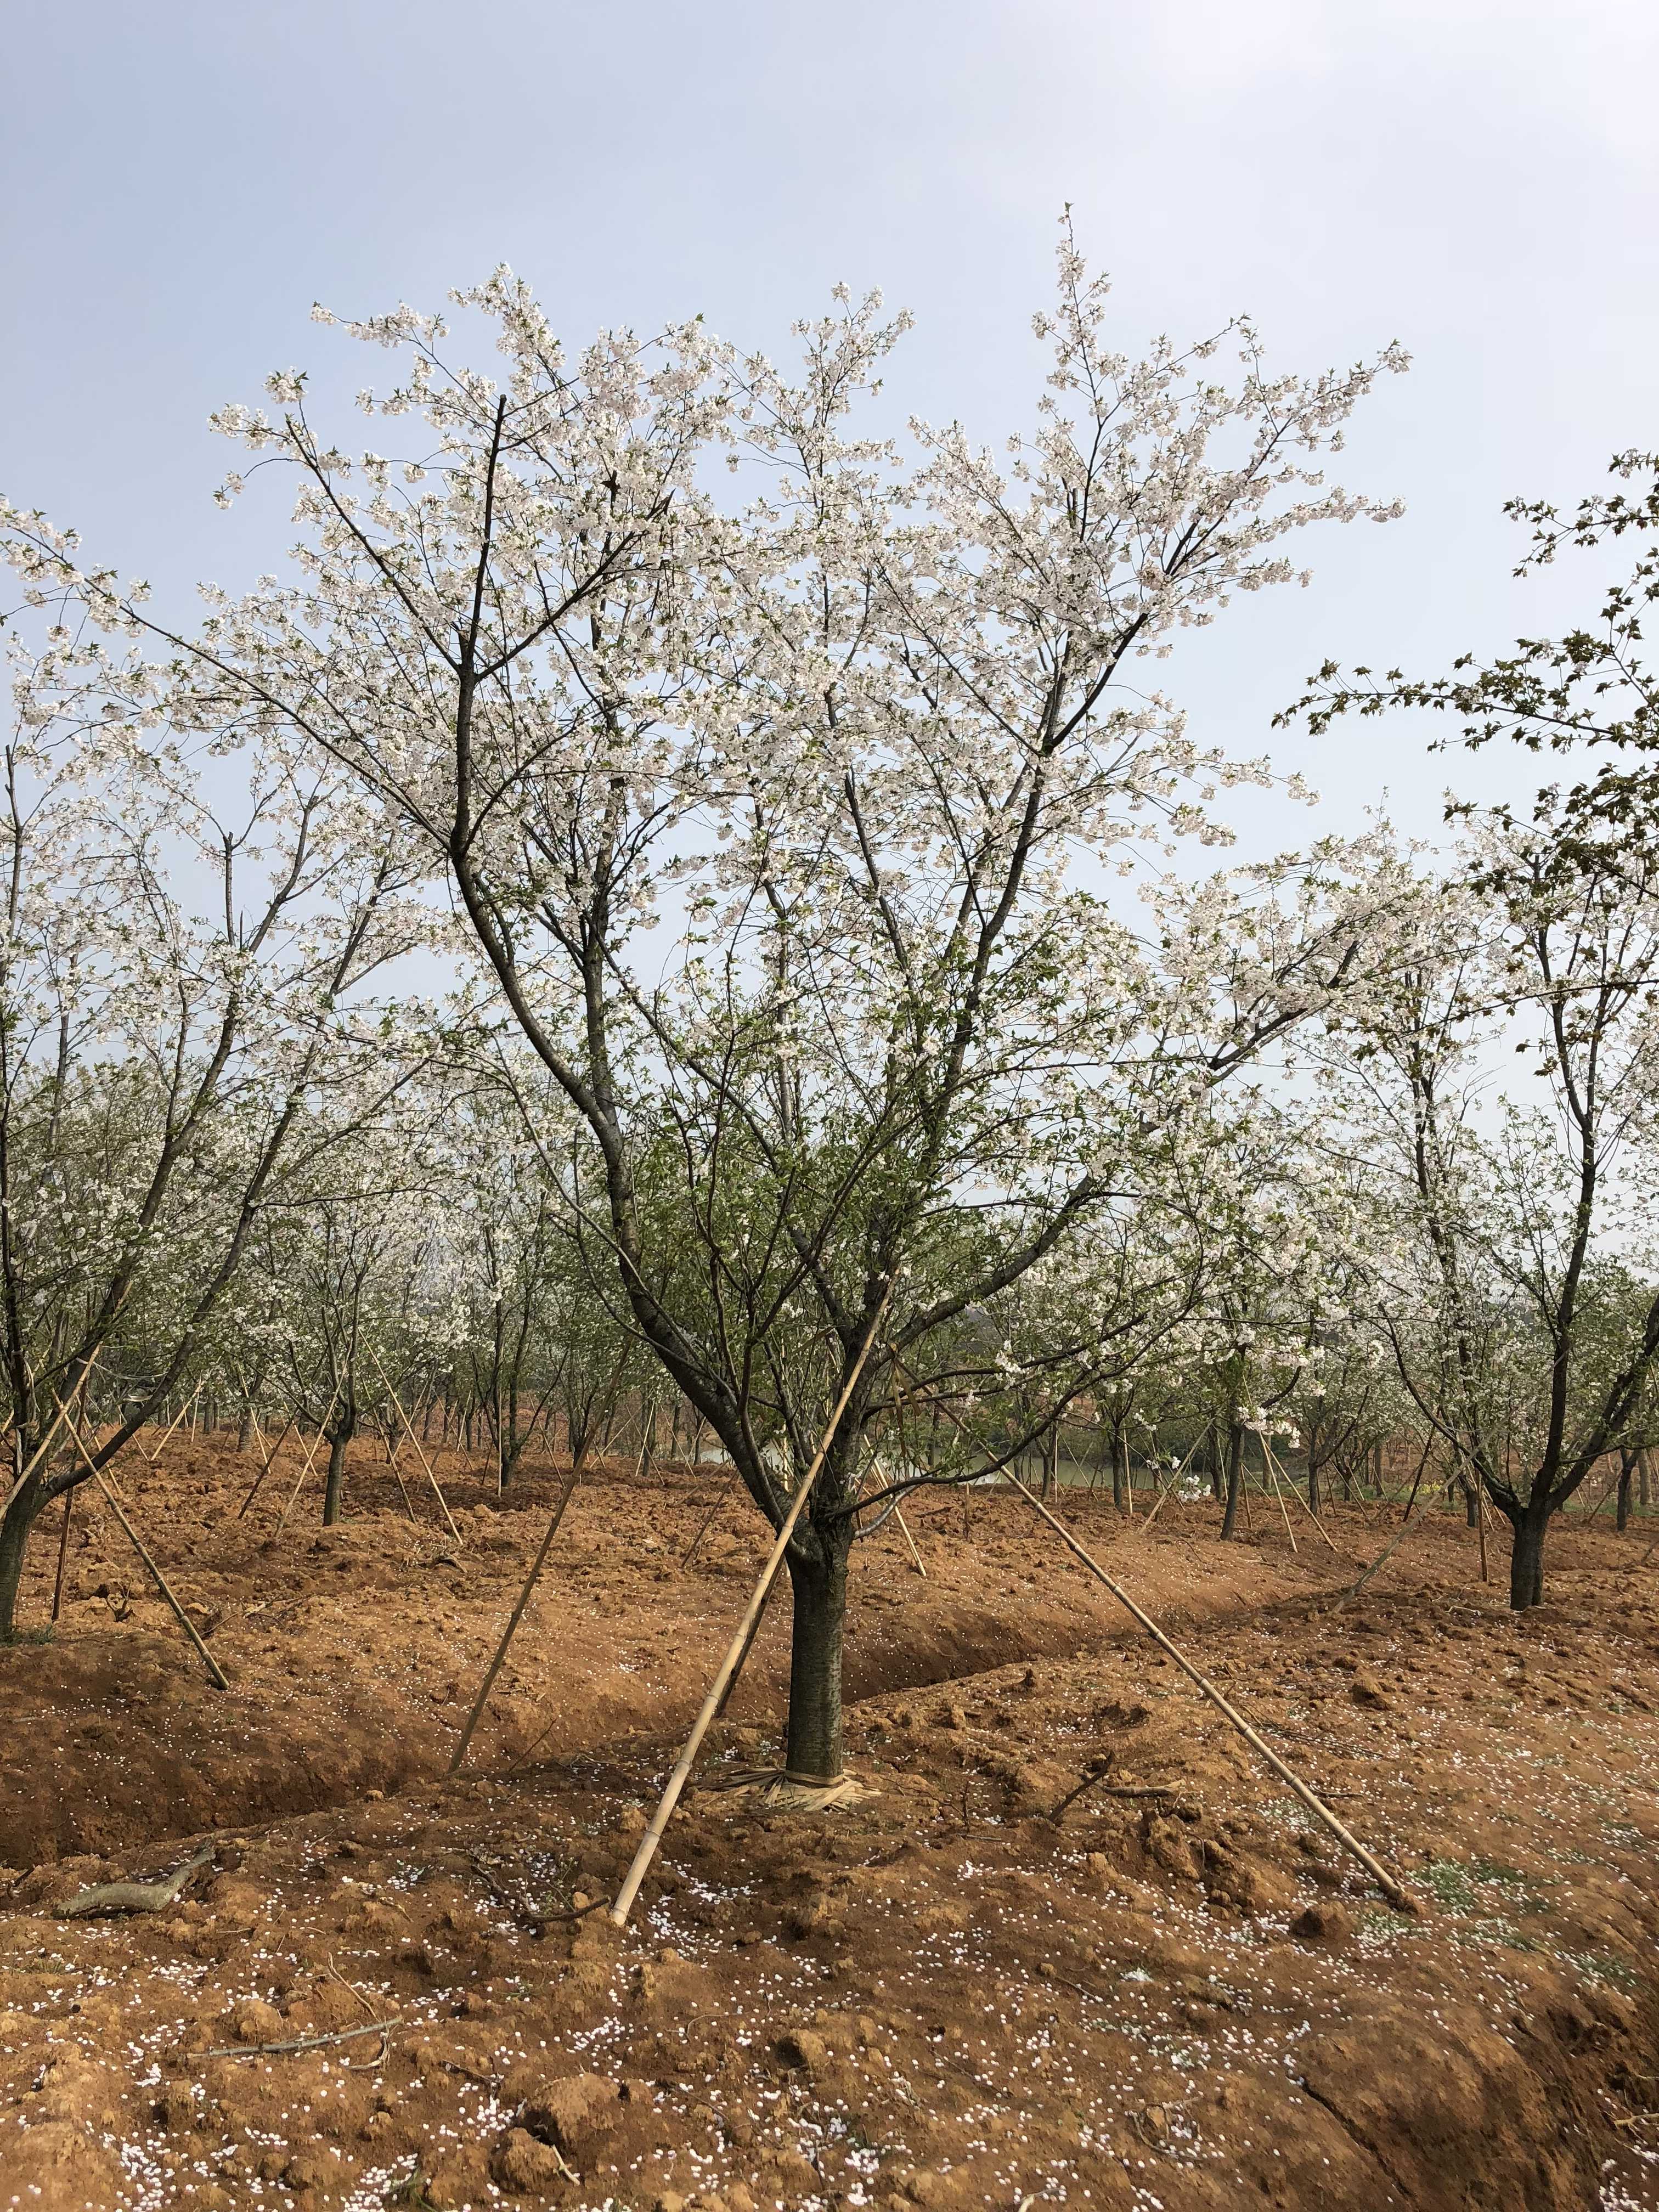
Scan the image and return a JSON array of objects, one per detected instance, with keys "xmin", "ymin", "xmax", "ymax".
[{"xmin": 784, "ymin": 1535, "xmax": 850, "ymax": 1784}]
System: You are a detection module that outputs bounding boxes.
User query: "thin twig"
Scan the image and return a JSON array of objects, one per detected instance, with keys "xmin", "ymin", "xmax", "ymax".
[{"xmin": 199, "ymin": 2019, "xmax": 400, "ymax": 2061}]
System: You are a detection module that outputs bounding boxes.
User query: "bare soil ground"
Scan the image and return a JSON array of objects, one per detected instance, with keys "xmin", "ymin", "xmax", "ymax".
[{"xmin": 0, "ymin": 1436, "xmax": 1655, "ymax": 2212}]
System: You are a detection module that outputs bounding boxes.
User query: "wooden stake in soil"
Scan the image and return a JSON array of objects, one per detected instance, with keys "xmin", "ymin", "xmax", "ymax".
[
  {"xmin": 1259, "ymin": 1436, "xmax": 1298, "ymax": 1553},
  {"xmin": 274, "ymin": 1388, "xmax": 341, "ymax": 1531},
  {"xmin": 892, "ymin": 1498, "xmax": 927, "ymax": 1577},
  {"xmin": 235, "ymin": 1415, "xmax": 296, "ymax": 1520},
  {"xmin": 138, "ymin": 1381, "xmax": 203, "ymax": 1465},
  {"xmin": 447, "ymin": 1457, "xmax": 584, "ymax": 1776},
  {"xmin": 1138, "ymin": 1475, "xmax": 1176, "ymax": 1533},
  {"xmin": 63, "ymin": 1418, "xmax": 229, "ymax": 1690},
  {"xmin": 1337, "ymin": 1437, "xmax": 1434, "ymax": 1608},
  {"xmin": 898, "ymin": 1363, "xmax": 1415, "ymax": 1913},
  {"xmin": 610, "ymin": 1285, "xmax": 892, "ymax": 1929},
  {"xmin": 1261, "ymin": 1432, "xmax": 1342, "ymax": 1557},
  {"xmin": 1138, "ymin": 1423, "xmax": 1213, "ymax": 1537},
  {"xmin": 1003, "ymin": 1468, "xmax": 1417, "ymax": 1912},
  {"xmin": 1475, "ymin": 1466, "xmax": 1489, "ymax": 1584},
  {"xmin": 379, "ymin": 1427, "xmax": 420, "ymax": 1525},
  {"xmin": 682, "ymin": 1474, "xmax": 737, "ymax": 1568},
  {"xmin": 1, "ymin": 1353, "xmax": 103, "ymax": 1517},
  {"xmin": 370, "ymin": 1348, "xmax": 462, "ymax": 1545},
  {"xmin": 50, "ymin": 1485, "xmax": 74, "ymax": 1623}
]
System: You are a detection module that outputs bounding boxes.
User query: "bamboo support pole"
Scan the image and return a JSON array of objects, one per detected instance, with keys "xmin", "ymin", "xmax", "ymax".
[
  {"xmin": 1260, "ymin": 1440, "xmax": 1298, "ymax": 1553},
  {"xmin": 1, "ymin": 1355, "xmax": 103, "ymax": 1518},
  {"xmin": 274, "ymin": 1387, "xmax": 340, "ymax": 1531},
  {"xmin": 64, "ymin": 1417, "xmax": 229, "ymax": 1690},
  {"xmin": 139, "ymin": 1381, "xmax": 203, "ymax": 1465},
  {"xmin": 1475, "ymin": 1469, "xmax": 1489, "ymax": 1583},
  {"xmin": 610, "ymin": 1287, "xmax": 891, "ymax": 1928},
  {"xmin": 50, "ymin": 1485, "xmax": 74, "ymax": 1623},
  {"xmin": 892, "ymin": 1499, "xmax": 926, "ymax": 1577},
  {"xmin": 381, "ymin": 1429, "xmax": 420, "ymax": 1525},
  {"xmin": 1138, "ymin": 1476, "xmax": 1175, "ymax": 1532},
  {"xmin": 711, "ymin": 1573, "xmax": 781, "ymax": 1724},
  {"xmin": 1262, "ymin": 1434, "xmax": 1342, "ymax": 1556},
  {"xmin": 1004, "ymin": 1468, "xmax": 1415, "ymax": 1911},
  {"xmin": 235, "ymin": 1416, "xmax": 296, "ymax": 1520},
  {"xmin": 899, "ymin": 1365, "xmax": 1415, "ymax": 1912},
  {"xmin": 370, "ymin": 1350, "xmax": 462, "ymax": 1544},
  {"xmin": 447, "ymin": 1458, "xmax": 584, "ymax": 1776},
  {"xmin": 1138, "ymin": 1424, "xmax": 1213, "ymax": 1534},
  {"xmin": 682, "ymin": 1475, "xmax": 737, "ymax": 1567},
  {"xmin": 1338, "ymin": 1441, "xmax": 1434, "ymax": 1606}
]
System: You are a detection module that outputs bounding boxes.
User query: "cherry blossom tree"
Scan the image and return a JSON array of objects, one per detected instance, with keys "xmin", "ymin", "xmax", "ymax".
[
  {"xmin": 2, "ymin": 230, "xmax": 1406, "ymax": 1771},
  {"xmin": 1313, "ymin": 833, "xmax": 1659, "ymax": 1606},
  {"xmin": 0, "ymin": 610, "xmax": 427, "ymax": 1634},
  {"xmin": 1288, "ymin": 465, "xmax": 1659, "ymax": 1606}
]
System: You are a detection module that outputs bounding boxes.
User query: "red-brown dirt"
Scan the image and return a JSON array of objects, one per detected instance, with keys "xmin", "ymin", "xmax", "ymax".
[{"xmin": 0, "ymin": 1435, "xmax": 1655, "ymax": 2212}]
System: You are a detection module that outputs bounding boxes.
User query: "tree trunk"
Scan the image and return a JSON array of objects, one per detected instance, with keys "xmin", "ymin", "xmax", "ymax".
[
  {"xmin": 323, "ymin": 1424, "xmax": 351, "ymax": 1526},
  {"xmin": 1306, "ymin": 1428, "xmax": 1322, "ymax": 1514},
  {"xmin": 783, "ymin": 1536, "xmax": 850, "ymax": 1783},
  {"xmin": 1219, "ymin": 1420, "xmax": 1245, "ymax": 1541},
  {"xmin": 0, "ymin": 1485, "xmax": 39, "ymax": 1639},
  {"xmin": 1616, "ymin": 1450, "xmax": 1633, "ymax": 1534},
  {"xmin": 1508, "ymin": 1509, "xmax": 1547, "ymax": 1611},
  {"xmin": 1111, "ymin": 1428, "xmax": 1126, "ymax": 1513}
]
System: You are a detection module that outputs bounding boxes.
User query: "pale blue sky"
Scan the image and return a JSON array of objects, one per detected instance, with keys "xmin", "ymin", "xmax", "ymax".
[{"xmin": 4, "ymin": 0, "xmax": 1656, "ymax": 853}]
